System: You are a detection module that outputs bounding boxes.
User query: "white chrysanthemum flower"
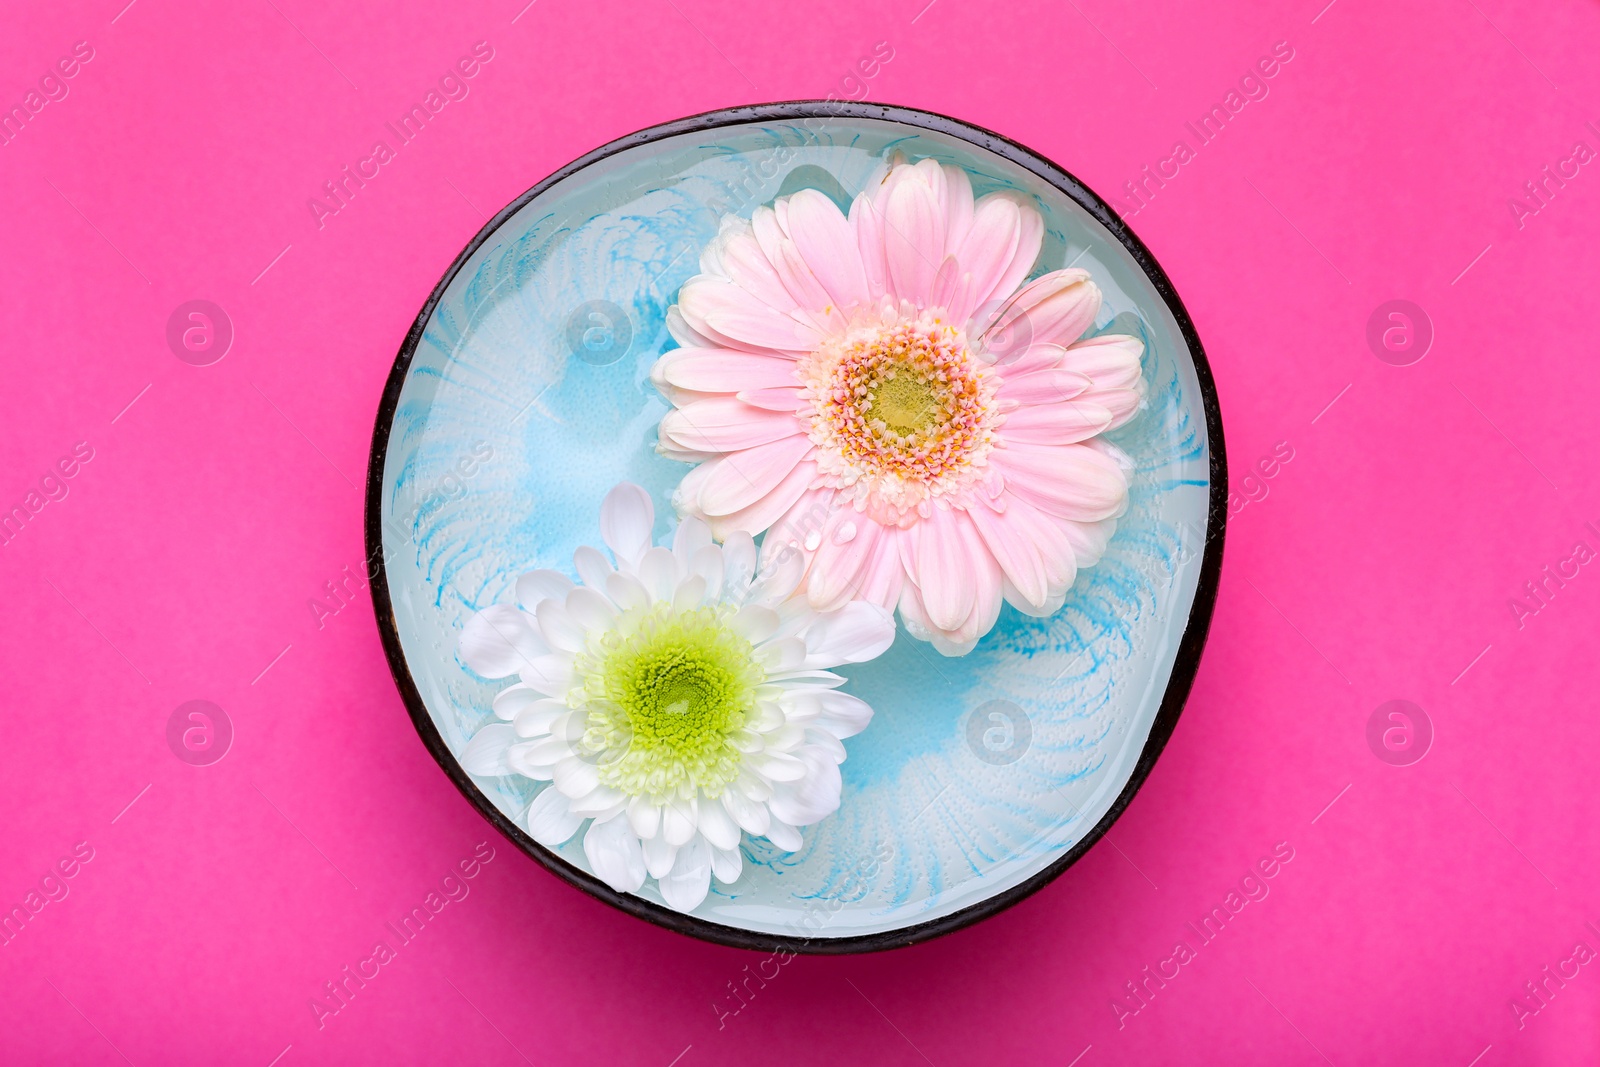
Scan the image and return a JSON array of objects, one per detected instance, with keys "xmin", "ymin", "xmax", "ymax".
[{"xmin": 457, "ymin": 482, "xmax": 895, "ymax": 913}]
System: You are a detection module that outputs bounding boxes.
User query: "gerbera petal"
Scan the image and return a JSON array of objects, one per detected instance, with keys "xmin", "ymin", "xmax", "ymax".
[
  {"xmin": 941, "ymin": 164, "xmax": 976, "ymax": 258},
  {"xmin": 653, "ymin": 348, "xmax": 798, "ymax": 393},
  {"xmin": 801, "ymin": 508, "xmax": 881, "ymax": 612},
  {"xmin": 460, "ymin": 605, "xmax": 546, "ymax": 678},
  {"xmin": 784, "ymin": 189, "xmax": 871, "ymax": 310},
  {"xmin": 712, "ymin": 218, "xmax": 802, "ymax": 315},
  {"xmin": 599, "ymin": 482, "xmax": 654, "ymax": 566},
  {"xmin": 998, "ymin": 442, "xmax": 1128, "ymax": 522},
  {"xmin": 1064, "ymin": 334, "xmax": 1147, "ymax": 428},
  {"xmin": 883, "ymin": 177, "xmax": 944, "ymax": 305},
  {"xmin": 689, "ymin": 436, "xmax": 814, "ymax": 518},
  {"xmin": 849, "ymin": 193, "xmax": 890, "ymax": 300},
  {"xmin": 956, "ymin": 195, "xmax": 1023, "ymax": 314},
  {"xmin": 967, "ymin": 497, "xmax": 1056, "ymax": 611},
  {"xmin": 991, "ymin": 269, "xmax": 1101, "ymax": 349},
  {"xmin": 584, "ymin": 815, "xmax": 646, "ymax": 893},
  {"xmin": 659, "ymin": 398, "xmax": 806, "ymax": 454},
  {"xmin": 997, "ymin": 368, "xmax": 1093, "ymax": 405},
  {"xmin": 703, "ymin": 458, "xmax": 820, "ymax": 541},
  {"xmin": 1060, "ymin": 515, "xmax": 1120, "ymax": 569},
  {"xmin": 1000, "ymin": 399, "xmax": 1115, "ymax": 444},
  {"xmin": 526, "ymin": 787, "xmax": 583, "ymax": 847},
  {"xmin": 678, "ymin": 276, "xmax": 820, "ymax": 353},
  {"xmin": 912, "ymin": 510, "xmax": 979, "ymax": 632},
  {"xmin": 659, "ymin": 837, "xmax": 713, "ymax": 912}
]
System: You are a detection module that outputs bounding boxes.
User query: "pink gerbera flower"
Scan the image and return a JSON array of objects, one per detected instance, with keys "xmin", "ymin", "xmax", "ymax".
[{"xmin": 651, "ymin": 158, "xmax": 1146, "ymax": 655}]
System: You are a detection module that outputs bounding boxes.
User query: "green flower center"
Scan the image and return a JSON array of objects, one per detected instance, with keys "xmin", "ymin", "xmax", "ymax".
[
  {"xmin": 574, "ymin": 603, "xmax": 764, "ymax": 802},
  {"xmin": 866, "ymin": 368, "xmax": 944, "ymax": 437}
]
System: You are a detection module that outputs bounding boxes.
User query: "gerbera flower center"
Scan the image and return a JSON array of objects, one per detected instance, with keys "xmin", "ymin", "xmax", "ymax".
[
  {"xmin": 574, "ymin": 604, "xmax": 763, "ymax": 801},
  {"xmin": 800, "ymin": 316, "xmax": 1001, "ymax": 519},
  {"xmin": 866, "ymin": 368, "xmax": 944, "ymax": 437}
]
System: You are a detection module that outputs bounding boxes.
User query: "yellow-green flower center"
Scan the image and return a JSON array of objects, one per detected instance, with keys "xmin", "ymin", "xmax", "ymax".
[
  {"xmin": 867, "ymin": 369, "xmax": 944, "ymax": 437},
  {"xmin": 573, "ymin": 604, "xmax": 763, "ymax": 802}
]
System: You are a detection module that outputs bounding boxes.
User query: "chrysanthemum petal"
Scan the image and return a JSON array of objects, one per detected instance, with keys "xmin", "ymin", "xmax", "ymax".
[
  {"xmin": 662, "ymin": 799, "xmax": 697, "ymax": 847},
  {"xmin": 564, "ymin": 586, "xmax": 617, "ymax": 633},
  {"xmin": 659, "ymin": 837, "xmax": 713, "ymax": 912},
  {"xmin": 525, "ymin": 786, "xmax": 584, "ymax": 847},
  {"xmin": 768, "ymin": 754, "xmax": 842, "ymax": 826},
  {"xmin": 599, "ymin": 482, "xmax": 655, "ymax": 566},
  {"xmin": 513, "ymin": 698, "xmax": 569, "ymax": 738},
  {"xmin": 515, "ymin": 569, "xmax": 572, "ymax": 611},
  {"xmin": 491, "ymin": 683, "xmax": 545, "ymax": 721},
  {"xmin": 460, "ymin": 605, "xmax": 545, "ymax": 678},
  {"xmin": 642, "ymin": 831, "xmax": 678, "ymax": 878},
  {"xmin": 627, "ymin": 796, "xmax": 661, "ymax": 840},
  {"xmin": 695, "ymin": 796, "xmax": 742, "ymax": 851},
  {"xmin": 460, "ymin": 723, "xmax": 514, "ymax": 776},
  {"xmin": 636, "ymin": 546, "xmax": 681, "ymax": 603},
  {"xmin": 584, "ymin": 815, "xmax": 646, "ymax": 893},
  {"xmin": 534, "ymin": 599, "xmax": 586, "ymax": 653},
  {"xmin": 720, "ymin": 787, "xmax": 770, "ymax": 836},
  {"xmin": 572, "ymin": 545, "xmax": 613, "ymax": 589},
  {"xmin": 553, "ymin": 756, "xmax": 602, "ymax": 800},
  {"xmin": 765, "ymin": 819, "xmax": 803, "ymax": 851},
  {"xmin": 710, "ymin": 845, "xmax": 743, "ymax": 885}
]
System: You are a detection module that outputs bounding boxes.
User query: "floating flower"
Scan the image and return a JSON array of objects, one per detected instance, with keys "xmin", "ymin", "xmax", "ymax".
[
  {"xmin": 457, "ymin": 483, "xmax": 894, "ymax": 913},
  {"xmin": 652, "ymin": 157, "xmax": 1147, "ymax": 655}
]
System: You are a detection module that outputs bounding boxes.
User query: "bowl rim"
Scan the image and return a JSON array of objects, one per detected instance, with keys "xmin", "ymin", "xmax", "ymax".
[{"xmin": 363, "ymin": 99, "xmax": 1228, "ymax": 955}]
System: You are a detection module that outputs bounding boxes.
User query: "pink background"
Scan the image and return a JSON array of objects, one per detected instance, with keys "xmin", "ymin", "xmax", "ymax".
[{"xmin": 2, "ymin": 0, "xmax": 1598, "ymax": 1062}]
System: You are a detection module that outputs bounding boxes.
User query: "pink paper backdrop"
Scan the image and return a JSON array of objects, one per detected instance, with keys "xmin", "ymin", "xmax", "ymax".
[{"xmin": 3, "ymin": 0, "xmax": 1598, "ymax": 1063}]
